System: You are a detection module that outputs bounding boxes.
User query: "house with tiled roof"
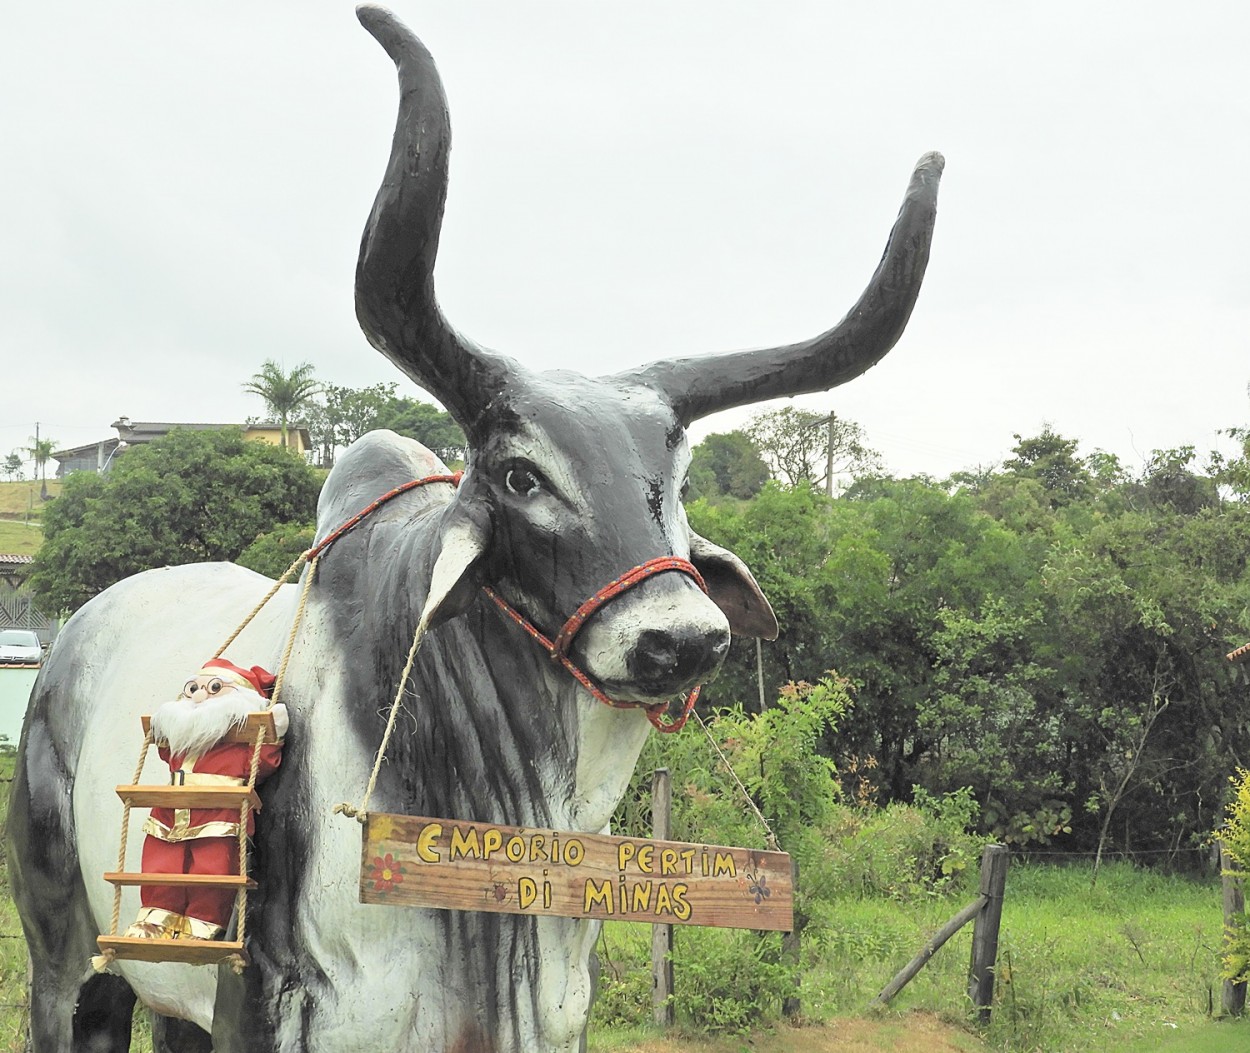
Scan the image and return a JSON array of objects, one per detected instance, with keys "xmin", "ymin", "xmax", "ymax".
[{"xmin": 0, "ymin": 554, "xmax": 34, "ymax": 589}]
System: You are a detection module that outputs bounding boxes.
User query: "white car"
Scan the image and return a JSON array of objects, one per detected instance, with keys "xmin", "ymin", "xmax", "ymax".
[{"xmin": 0, "ymin": 629, "xmax": 42, "ymax": 666}]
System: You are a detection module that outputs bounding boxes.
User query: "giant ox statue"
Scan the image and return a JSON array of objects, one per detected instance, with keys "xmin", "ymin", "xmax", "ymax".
[{"xmin": 8, "ymin": 6, "xmax": 942, "ymax": 1052}]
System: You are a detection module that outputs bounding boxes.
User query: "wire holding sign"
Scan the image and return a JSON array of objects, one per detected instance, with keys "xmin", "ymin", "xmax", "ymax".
[{"xmin": 360, "ymin": 813, "xmax": 794, "ymax": 932}]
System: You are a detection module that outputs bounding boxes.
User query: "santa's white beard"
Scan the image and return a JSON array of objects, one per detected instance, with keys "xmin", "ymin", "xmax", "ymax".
[{"xmin": 151, "ymin": 688, "xmax": 268, "ymax": 757}]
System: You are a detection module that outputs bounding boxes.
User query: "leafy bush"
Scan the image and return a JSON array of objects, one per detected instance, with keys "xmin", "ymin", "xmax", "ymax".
[
  {"xmin": 1220, "ymin": 768, "xmax": 1250, "ymax": 983},
  {"xmin": 824, "ymin": 785, "xmax": 983, "ymax": 901},
  {"xmin": 670, "ymin": 928, "xmax": 792, "ymax": 1033},
  {"xmin": 590, "ymin": 924, "xmax": 654, "ymax": 1030},
  {"xmin": 236, "ymin": 521, "xmax": 316, "ymax": 579},
  {"xmin": 603, "ymin": 677, "xmax": 987, "ymax": 1033}
]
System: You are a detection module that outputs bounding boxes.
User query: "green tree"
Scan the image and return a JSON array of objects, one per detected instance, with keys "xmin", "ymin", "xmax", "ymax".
[
  {"xmin": 2, "ymin": 451, "xmax": 24, "ymax": 482},
  {"xmin": 237, "ymin": 521, "xmax": 316, "ymax": 579},
  {"xmin": 29, "ymin": 428, "xmax": 321, "ymax": 613},
  {"xmin": 746, "ymin": 407, "xmax": 879, "ymax": 492},
  {"xmin": 304, "ymin": 382, "xmax": 396, "ymax": 467},
  {"xmin": 27, "ymin": 435, "xmax": 55, "ymax": 500},
  {"xmin": 1000, "ymin": 426, "xmax": 1093, "ymax": 508},
  {"xmin": 303, "ymin": 383, "xmax": 465, "ymax": 468},
  {"xmin": 379, "ymin": 395, "xmax": 466, "ymax": 464},
  {"xmin": 687, "ymin": 431, "xmax": 769, "ymax": 501},
  {"xmin": 243, "ymin": 360, "xmax": 321, "ymax": 448}
]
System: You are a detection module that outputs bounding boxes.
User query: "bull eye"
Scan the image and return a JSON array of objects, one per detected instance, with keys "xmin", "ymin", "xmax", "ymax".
[
  {"xmin": 207, "ymin": 678, "xmax": 224, "ymax": 695},
  {"xmin": 505, "ymin": 466, "xmax": 543, "ymax": 497}
]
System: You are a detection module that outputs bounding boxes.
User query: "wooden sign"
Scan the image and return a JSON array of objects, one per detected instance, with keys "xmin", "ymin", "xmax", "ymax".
[{"xmin": 361, "ymin": 812, "xmax": 793, "ymax": 932}]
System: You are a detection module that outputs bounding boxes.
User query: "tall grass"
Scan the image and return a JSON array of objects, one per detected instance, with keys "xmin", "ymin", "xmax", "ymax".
[{"xmin": 592, "ymin": 860, "xmax": 1241, "ymax": 1053}]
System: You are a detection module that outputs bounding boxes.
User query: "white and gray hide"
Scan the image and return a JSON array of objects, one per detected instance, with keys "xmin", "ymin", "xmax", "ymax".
[{"xmin": 6, "ymin": 6, "xmax": 942, "ymax": 1052}]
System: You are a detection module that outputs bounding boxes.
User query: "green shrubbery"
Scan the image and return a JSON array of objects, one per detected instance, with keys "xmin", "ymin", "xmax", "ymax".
[
  {"xmin": 1220, "ymin": 768, "xmax": 1250, "ymax": 984},
  {"xmin": 603, "ymin": 677, "xmax": 988, "ymax": 1034}
]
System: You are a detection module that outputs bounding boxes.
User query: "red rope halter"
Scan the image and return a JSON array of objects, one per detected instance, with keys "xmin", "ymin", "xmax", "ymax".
[
  {"xmin": 314, "ymin": 473, "xmax": 706, "ymax": 733},
  {"xmin": 483, "ymin": 556, "xmax": 708, "ymax": 734}
]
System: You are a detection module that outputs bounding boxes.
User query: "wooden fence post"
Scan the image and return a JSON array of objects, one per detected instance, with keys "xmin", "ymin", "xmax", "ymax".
[
  {"xmin": 650, "ymin": 769, "xmax": 674, "ymax": 1027},
  {"xmin": 782, "ymin": 858, "xmax": 802, "ymax": 1020},
  {"xmin": 968, "ymin": 844, "xmax": 1008, "ymax": 1023},
  {"xmin": 1221, "ymin": 840, "xmax": 1247, "ymax": 1017}
]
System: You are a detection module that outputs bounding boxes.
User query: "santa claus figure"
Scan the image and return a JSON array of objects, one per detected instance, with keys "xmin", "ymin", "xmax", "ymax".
[{"xmin": 124, "ymin": 658, "xmax": 288, "ymax": 941}]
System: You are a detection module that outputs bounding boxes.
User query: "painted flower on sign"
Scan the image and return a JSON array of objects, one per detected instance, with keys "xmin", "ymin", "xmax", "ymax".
[
  {"xmin": 746, "ymin": 868, "xmax": 770, "ymax": 906},
  {"xmin": 369, "ymin": 853, "xmax": 406, "ymax": 894}
]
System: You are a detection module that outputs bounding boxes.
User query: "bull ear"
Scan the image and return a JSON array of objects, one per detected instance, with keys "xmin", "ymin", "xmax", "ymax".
[
  {"xmin": 418, "ymin": 501, "xmax": 492, "ymax": 631},
  {"xmin": 687, "ymin": 531, "xmax": 779, "ymax": 641}
]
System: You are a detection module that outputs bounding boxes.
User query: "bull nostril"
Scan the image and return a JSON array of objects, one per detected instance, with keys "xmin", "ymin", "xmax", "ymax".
[
  {"xmin": 633, "ymin": 630, "xmax": 680, "ymax": 677},
  {"xmin": 628, "ymin": 625, "xmax": 731, "ymax": 690}
]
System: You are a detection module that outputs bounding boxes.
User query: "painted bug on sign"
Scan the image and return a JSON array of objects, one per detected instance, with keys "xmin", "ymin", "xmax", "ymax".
[{"xmin": 7, "ymin": 5, "xmax": 941, "ymax": 1051}]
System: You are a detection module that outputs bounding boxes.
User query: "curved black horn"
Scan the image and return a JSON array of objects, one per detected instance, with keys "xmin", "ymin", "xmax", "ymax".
[
  {"xmin": 355, "ymin": 5, "xmax": 512, "ymax": 431},
  {"xmin": 623, "ymin": 152, "xmax": 944, "ymax": 425}
]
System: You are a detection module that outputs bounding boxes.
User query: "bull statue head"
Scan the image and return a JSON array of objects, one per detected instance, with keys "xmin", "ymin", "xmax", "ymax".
[{"xmin": 354, "ymin": 4, "xmax": 941, "ymax": 706}]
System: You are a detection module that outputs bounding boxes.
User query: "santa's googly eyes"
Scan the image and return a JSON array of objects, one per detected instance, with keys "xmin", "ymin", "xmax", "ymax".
[
  {"xmin": 183, "ymin": 680, "xmax": 198, "ymax": 698},
  {"xmin": 207, "ymin": 678, "xmax": 224, "ymax": 695}
]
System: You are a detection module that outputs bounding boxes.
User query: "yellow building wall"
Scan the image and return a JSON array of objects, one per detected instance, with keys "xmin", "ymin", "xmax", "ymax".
[{"xmin": 245, "ymin": 427, "xmax": 310, "ymax": 455}]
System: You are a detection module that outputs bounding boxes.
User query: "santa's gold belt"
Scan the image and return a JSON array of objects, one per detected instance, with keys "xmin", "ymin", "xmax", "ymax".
[{"xmin": 170, "ymin": 772, "xmax": 246, "ymax": 787}]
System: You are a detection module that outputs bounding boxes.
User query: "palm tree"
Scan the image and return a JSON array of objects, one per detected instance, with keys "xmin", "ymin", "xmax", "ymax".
[
  {"xmin": 243, "ymin": 360, "xmax": 321, "ymax": 448},
  {"xmin": 27, "ymin": 436, "xmax": 55, "ymax": 500}
]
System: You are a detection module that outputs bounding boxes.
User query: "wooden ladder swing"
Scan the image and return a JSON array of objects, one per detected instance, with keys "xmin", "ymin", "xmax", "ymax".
[
  {"xmin": 94, "ymin": 711, "xmax": 279, "ymax": 969},
  {"xmin": 93, "ymin": 474, "xmax": 459, "ymax": 972},
  {"xmin": 94, "ymin": 551, "xmax": 322, "ymax": 971}
]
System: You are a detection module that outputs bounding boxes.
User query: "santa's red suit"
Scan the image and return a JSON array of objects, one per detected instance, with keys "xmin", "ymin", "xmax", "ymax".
[
  {"xmin": 138, "ymin": 737, "xmax": 284, "ymax": 938},
  {"xmin": 129, "ymin": 658, "xmax": 285, "ymax": 941}
]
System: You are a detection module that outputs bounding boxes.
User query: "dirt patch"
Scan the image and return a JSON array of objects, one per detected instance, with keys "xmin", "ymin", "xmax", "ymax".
[{"xmin": 606, "ymin": 1011, "xmax": 985, "ymax": 1053}]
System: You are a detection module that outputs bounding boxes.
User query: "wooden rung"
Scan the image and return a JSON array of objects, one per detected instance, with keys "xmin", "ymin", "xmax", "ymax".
[
  {"xmin": 142, "ymin": 711, "xmax": 278, "ymax": 745},
  {"xmin": 115, "ymin": 786, "xmax": 261, "ymax": 811},
  {"xmin": 96, "ymin": 935, "xmax": 246, "ymax": 967},
  {"xmin": 103, "ymin": 872, "xmax": 256, "ymax": 889}
]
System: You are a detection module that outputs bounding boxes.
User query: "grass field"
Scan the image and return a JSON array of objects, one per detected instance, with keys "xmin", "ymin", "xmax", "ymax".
[
  {"xmin": 588, "ymin": 860, "xmax": 1248, "ymax": 1053},
  {"xmin": 0, "ymin": 744, "xmax": 1244, "ymax": 1052},
  {"xmin": 0, "ymin": 480, "xmax": 57, "ymax": 558},
  {"xmin": 0, "ymin": 481, "xmax": 58, "ymax": 519},
  {"xmin": 0, "ymin": 521, "xmax": 42, "ymax": 559}
]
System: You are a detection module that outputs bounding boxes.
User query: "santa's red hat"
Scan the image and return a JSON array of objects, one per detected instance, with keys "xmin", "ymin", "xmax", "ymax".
[{"xmin": 199, "ymin": 658, "xmax": 276, "ymax": 699}]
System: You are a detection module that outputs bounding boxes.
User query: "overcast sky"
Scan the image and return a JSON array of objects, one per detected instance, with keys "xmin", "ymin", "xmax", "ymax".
[{"xmin": 3, "ymin": 1, "xmax": 1247, "ymax": 481}]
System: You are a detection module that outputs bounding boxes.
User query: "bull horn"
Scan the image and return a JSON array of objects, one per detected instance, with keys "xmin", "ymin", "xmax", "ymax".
[
  {"xmin": 355, "ymin": 4, "xmax": 512, "ymax": 433},
  {"xmin": 623, "ymin": 152, "xmax": 944, "ymax": 425}
]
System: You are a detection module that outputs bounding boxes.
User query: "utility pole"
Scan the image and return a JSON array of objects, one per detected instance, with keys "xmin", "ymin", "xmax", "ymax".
[{"xmin": 825, "ymin": 413, "xmax": 835, "ymax": 497}]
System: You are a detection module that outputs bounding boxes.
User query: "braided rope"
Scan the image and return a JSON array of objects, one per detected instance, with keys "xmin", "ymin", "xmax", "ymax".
[
  {"xmin": 692, "ymin": 710, "xmax": 780, "ymax": 851},
  {"xmin": 109, "ymin": 729, "xmax": 155, "ymax": 938},
  {"xmin": 334, "ymin": 617, "xmax": 430, "ymax": 823},
  {"xmin": 270, "ymin": 554, "xmax": 320, "ymax": 708},
  {"xmin": 231, "ymin": 723, "xmax": 268, "ymax": 961},
  {"xmin": 214, "ymin": 551, "xmax": 309, "ymax": 660}
]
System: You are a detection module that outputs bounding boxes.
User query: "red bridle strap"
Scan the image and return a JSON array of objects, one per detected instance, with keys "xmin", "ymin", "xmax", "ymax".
[{"xmin": 483, "ymin": 556, "xmax": 709, "ymax": 734}]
